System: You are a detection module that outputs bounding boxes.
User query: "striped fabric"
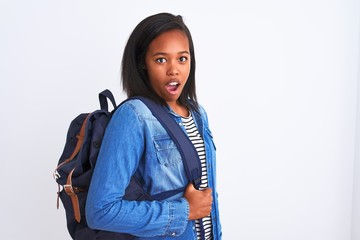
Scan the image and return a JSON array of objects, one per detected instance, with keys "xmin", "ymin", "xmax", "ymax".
[{"xmin": 181, "ymin": 113, "xmax": 213, "ymax": 240}]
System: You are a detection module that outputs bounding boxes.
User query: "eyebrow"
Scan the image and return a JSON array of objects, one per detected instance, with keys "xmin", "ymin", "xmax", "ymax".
[{"xmin": 151, "ymin": 51, "xmax": 190, "ymax": 57}]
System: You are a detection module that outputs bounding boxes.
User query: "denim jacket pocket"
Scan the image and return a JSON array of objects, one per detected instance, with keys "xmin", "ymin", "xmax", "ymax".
[{"xmin": 153, "ymin": 135, "xmax": 182, "ymax": 167}]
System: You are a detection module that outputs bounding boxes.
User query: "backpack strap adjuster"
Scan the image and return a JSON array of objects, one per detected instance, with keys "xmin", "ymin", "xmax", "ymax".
[
  {"xmin": 64, "ymin": 168, "xmax": 81, "ymax": 223},
  {"xmin": 64, "ymin": 184, "xmax": 77, "ymax": 195}
]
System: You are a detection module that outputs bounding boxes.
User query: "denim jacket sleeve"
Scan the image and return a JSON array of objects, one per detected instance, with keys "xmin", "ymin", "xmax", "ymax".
[{"xmin": 85, "ymin": 102, "xmax": 189, "ymax": 237}]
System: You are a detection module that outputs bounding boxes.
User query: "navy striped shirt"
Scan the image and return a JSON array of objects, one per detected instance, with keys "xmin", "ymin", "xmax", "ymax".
[{"xmin": 181, "ymin": 113, "xmax": 213, "ymax": 240}]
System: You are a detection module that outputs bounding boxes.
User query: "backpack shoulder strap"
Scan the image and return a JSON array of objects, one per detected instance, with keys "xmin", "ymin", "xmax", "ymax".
[{"xmin": 131, "ymin": 96, "xmax": 202, "ymax": 189}]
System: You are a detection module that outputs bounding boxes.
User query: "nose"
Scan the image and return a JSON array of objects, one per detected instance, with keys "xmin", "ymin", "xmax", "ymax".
[{"xmin": 167, "ymin": 61, "xmax": 179, "ymax": 76}]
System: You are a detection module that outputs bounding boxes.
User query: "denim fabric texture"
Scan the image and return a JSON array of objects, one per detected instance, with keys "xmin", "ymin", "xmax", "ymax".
[{"xmin": 85, "ymin": 99, "xmax": 222, "ymax": 239}]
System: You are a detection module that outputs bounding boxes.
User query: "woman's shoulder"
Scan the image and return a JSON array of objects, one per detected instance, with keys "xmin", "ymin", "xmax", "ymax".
[
  {"xmin": 197, "ymin": 103, "xmax": 206, "ymax": 114},
  {"xmin": 113, "ymin": 98, "xmax": 154, "ymax": 120},
  {"xmin": 193, "ymin": 102, "xmax": 208, "ymax": 118}
]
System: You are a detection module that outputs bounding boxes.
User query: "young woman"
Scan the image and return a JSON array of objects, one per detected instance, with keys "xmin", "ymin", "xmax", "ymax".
[{"xmin": 86, "ymin": 12, "xmax": 222, "ymax": 240}]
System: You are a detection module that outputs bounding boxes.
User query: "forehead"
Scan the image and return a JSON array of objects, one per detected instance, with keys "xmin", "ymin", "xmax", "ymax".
[{"xmin": 147, "ymin": 29, "xmax": 189, "ymax": 53}]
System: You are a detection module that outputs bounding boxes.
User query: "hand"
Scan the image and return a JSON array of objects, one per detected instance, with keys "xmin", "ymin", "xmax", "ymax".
[{"xmin": 183, "ymin": 183, "xmax": 213, "ymax": 220}]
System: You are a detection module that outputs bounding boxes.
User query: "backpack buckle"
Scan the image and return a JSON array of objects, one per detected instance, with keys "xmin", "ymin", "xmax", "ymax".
[
  {"xmin": 53, "ymin": 171, "xmax": 60, "ymax": 180},
  {"xmin": 63, "ymin": 168, "xmax": 82, "ymax": 223},
  {"xmin": 64, "ymin": 184, "xmax": 76, "ymax": 195}
]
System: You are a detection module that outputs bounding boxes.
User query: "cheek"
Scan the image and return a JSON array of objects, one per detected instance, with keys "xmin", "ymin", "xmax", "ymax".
[
  {"xmin": 147, "ymin": 69, "xmax": 159, "ymax": 83},
  {"xmin": 147, "ymin": 69, "xmax": 164, "ymax": 89},
  {"xmin": 182, "ymin": 66, "xmax": 191, "ymax": 79},
  {"xmin": 147, "ymin": 65, "xmax": 165, "ymax": 81}
]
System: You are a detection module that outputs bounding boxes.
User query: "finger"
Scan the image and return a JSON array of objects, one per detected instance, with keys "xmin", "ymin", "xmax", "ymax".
[
  {"xmin": 203, "ymin": 189, "xmax": 213, "ymax": 197},
  {"xmin": 205, "ymin": 205, "xmax": 212, "ymax": 216},
  {"xmin": 186, "ymin": 182, "xmax": 196, "ymax": 192},
  {"xmin": 203, "ymin": 187, "xmax": 212, "ymax": 194}
]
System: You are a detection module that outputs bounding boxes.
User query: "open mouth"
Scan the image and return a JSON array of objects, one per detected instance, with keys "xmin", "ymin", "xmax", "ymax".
[{"xmin": 166, "ymin": 81, "xmax": 180, "ymax": 93}]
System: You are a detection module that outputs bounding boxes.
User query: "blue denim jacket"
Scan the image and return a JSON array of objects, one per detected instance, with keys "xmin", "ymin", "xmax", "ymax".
[{"xmin": 86, "ymin": 99, "xmax": 222, "ymax": 239}]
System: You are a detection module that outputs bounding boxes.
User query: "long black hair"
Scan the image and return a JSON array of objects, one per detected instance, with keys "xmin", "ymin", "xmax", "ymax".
[{"xmin": 121, "ymin": 12, "xmax": 198, "ymax": 111}]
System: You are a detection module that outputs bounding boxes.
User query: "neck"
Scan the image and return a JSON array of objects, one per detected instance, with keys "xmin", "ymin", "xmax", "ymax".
[{"xmin": 168, "ymin": 101, "xmax": 189, "ymax": 117}]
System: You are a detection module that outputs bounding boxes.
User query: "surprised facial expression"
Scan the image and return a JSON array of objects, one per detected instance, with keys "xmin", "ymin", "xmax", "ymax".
[{"xmin": 145, "ymin": 29, "xmax": 191, "ymax": 106}]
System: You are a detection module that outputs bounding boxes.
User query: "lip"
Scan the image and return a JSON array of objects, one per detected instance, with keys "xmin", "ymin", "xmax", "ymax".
[{"xmin": 165, "ymin": 79, "xmax": 180, "ymax": 94}]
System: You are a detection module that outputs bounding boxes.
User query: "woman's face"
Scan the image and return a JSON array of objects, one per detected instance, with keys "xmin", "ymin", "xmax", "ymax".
[{"xmin": 145, "ymin": 29, "xmax": 191, "ymax": 107}]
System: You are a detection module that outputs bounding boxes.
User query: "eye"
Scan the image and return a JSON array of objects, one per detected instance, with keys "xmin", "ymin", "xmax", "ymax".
[
  {"xmin": 156, "ymin": 58, "xmax": 167, "ymax": 63},
  {"xmin": 179, "ymin": 56, "xmax": 188, "ymax": 62}
]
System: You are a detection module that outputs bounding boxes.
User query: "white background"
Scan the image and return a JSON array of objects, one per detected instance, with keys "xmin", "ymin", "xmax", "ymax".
[{"xmin": 1, "ymin": 0, "xmax": 359, "ymax": 239}]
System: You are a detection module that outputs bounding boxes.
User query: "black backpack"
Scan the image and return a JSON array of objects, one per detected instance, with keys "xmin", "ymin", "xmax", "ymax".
[{"xmin": 54, "ymin": 89, "xmax": 202, "ymax": 240}]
